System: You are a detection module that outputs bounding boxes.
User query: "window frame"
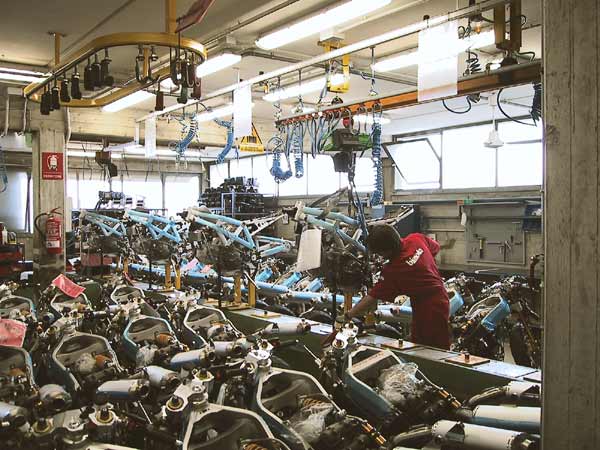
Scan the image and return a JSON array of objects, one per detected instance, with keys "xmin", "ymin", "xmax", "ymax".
[
  {"xmin": 391, "ymin": 116, "xmax": 543, "ymax": 193},
  {"xmin": 206, "ymin": 153, "xmax": 375, "ymax": 198}
]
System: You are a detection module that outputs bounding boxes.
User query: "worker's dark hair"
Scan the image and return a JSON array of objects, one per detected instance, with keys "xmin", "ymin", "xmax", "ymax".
[{"xmin": 366, "ymin": 224, "xmax": 402, "ymax": 256}]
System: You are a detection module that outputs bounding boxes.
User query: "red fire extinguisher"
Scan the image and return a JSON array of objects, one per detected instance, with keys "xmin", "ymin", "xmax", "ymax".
[{"xmin": 34, "ymin": 208, "xmax": 62, "ymax": 255}]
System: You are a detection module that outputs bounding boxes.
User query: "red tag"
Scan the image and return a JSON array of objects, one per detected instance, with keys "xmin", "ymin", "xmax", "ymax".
[
  {"xmin": 0, "ymin": 319, "xmax": 27, "ymax": 347},
  {"xmin": 42, "ymin": 152, "xmax": 64, "ymax": 180},
  {"xmin": 200, "ymin": 264, "xmax": 213, "ymax": 274},
  {"xmin": 51, "ymin": 274, "xmax": 86, "ymax": 298}
]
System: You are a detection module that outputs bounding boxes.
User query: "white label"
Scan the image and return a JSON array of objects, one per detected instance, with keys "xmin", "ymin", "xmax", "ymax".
[{"xmin": 418, "ymin": 20, "xmax": 459, "ymax": 102}]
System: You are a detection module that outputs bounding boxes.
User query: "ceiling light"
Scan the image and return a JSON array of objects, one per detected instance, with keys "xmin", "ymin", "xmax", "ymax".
[
  {"xmin": 372, "ymin": 30, "xmax": 495, "ymax": 72},
  {"xmin": 354, "ymin": 114, "xmax": 391, "ymax": 125},
  {"xmin": 0, "ymin": 67, "xmax": 47, "ymax": 83},
  {"xmin": 263, "ymin": 74, "xmax": 345, "ymax": 102},
  {"xmin": 195, "ymin": 103, "xmax": 255, "ymax": 122},
  {"xmin": 256, "ymin": 0, "xmax": 392, "ymax": 50},
  {"xmin": 196, "ymin": 53, "xmax": 242, "ymax": 78},
  {"xmin": 102, "ymin": 90, "xmax": 154, "ymax": 112}
]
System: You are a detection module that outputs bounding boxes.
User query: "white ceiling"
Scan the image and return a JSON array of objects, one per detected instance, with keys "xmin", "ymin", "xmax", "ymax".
[{"xmin": 0, "ymin": 0, "xmax": 543, "ymax": 126}]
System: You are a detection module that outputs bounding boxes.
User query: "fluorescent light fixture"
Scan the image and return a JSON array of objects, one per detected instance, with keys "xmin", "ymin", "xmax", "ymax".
[
  {"xmin": 354, "ymin": 114, "xmax": 391, "ymax": 125},
  {"xmin": 0, "ymin": 67, "xmax": 47, "ymax": 83},
  {"xmin": 256, "ymin": 0, "xmax": 392, "ymax": 50},
  {"xmin": 195, "ymin": 103, "xmax": 254, "ymax": 122},
  {"xmin": 263, "ymin": 73, "xmax": 345, "ymax": 102},
  {"xmin": 196, "ymin": 53, "xmax": 242, "ymax": 78},
  {"xmin": 102, "ymin": 90, "xmax": 154, "ymax": 112},
  {"xmin": 372, "ymin": 30, "xmax": 495, "ymax": 72}
]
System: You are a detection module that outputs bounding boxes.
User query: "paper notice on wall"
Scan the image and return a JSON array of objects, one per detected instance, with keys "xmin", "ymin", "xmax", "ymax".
[
  {"xmin": 233, "ymin": 85, "xmax": 252, "ymax": 139},
  {"xmin": 296, "ymin": 228, "xmax": 322, "ymax": 272},
  {"xmin": 145, "ymin": 116, "xmax": 157, "ymax": 158},
  {"xmin": 418, "ymin": 20, "xmax": 459, "ymax": 102}
]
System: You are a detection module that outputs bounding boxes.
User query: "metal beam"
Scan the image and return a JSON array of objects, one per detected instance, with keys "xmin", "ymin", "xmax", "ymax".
[{"xmin": 277, "ymin": 61, "xmax": 541, "ymax": 125}]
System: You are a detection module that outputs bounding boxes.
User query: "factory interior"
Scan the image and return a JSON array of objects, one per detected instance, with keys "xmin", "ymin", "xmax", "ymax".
[{"xmin": 0, "ymin": 0, "xmax": 594, "ymax": 448}]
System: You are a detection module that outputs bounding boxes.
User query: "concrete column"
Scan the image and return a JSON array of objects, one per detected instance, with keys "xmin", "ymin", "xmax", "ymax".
[
  {"xmin": 32, "ymin": 125, "xmax": 66, "ymax": 284},
  {"xmin": 543, "ymin": 0, "xmax": 599, "ymax": 448}
]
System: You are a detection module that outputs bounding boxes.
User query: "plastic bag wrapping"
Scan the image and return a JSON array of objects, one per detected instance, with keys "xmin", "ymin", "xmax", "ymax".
[
  {"xmin": 377, "ymin": 362, "xmax": 422, "ymax": 405},
  {"xmin": 288, "ymin": 402, "xmax": 333, "ymax": 444}
]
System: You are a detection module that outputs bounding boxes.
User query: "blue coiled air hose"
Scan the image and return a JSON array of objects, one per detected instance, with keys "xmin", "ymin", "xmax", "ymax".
[
  {"xmin": 371, "ymin": 122, "xmax": 384, "ymax": 206},
  {"xmin": 215, "ymin": 119, "xmax": 235, "ymax": 164},
  {"xmin": 292, "ymin": 124, "xmax": 304, "ymax": 178},
  {"xmin": 173, "ymin": 116, "xmax": 198, "ymax": 160}
]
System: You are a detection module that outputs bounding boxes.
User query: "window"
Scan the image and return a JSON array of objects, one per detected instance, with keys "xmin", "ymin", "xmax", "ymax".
[
  {"xmin": 497, "ymin": 120, "xmax": 543, "ymax": 187},
  {"xmin": 252, "ymin": 155, "xmax": 277, "ymax": 195},
  {"xmin": 307, "ymin": 154, "xmax": 341, "ymax": 195},
  {"xmin": 278, "ymin": 155, "xmax": 308, "ymax": 197},
  {"xmin": 77, "ymin": 173, "xmax": 110, "ymax": 209},
  {"xmin": 209, "ymin": 163, "xmax": 228, "ymax": 188},
  {"xmin": 392, "ymin": 120, "xmax": 543, "ymax": 191},
  {"xmin": 66, "ymin": 175, "xmax": 78, "ymax": 210},
  {"xmin": 165, "ymin": 175, "xmax": 199, "ymax": 217},
  {"xmin": 0, "ymin": 169, "xmax": 30, "ymax": 231},
  {"xmin": 442, "ymin": 125, "xmax": 496, "ymax": 189},
  {"xmin": 229, "ymin": 157, "xmax": 253, "ymax": 180},
  {"xmin": 392, "ymin": 134, "xmax": 441, "ymax": 190},
  {"xmin": 352, "ymin": 157, "xmax": 376, "ymax": 193},
  {"xmin": 497, "ymin": 144, "xmax": 543, "ymax": 187},
  {"xmin": 122, "ymin": 176, "xmax": 163, "ymax": 211}
]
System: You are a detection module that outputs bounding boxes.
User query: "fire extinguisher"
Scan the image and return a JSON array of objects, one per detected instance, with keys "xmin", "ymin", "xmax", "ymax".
[{"xmin": 35, "ymin": 208, "xmax": 62, "ymax": 255}]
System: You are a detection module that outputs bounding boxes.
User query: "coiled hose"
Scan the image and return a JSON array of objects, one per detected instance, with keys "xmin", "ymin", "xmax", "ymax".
[
  {"xmin": 215, "ymin": 119, "xmax": 235, "ymax": 164},
  {"xmin": 291, "ymin": 123, "xmax": 304, "ymax": 178},
  {"xmin": 267, "ymin": 135, "xmax": 292, "ymax": 183},
  {"xmin": 173, "ymin": 115, "xmax": 198, "ymax": 160},
  {"xmin": 0, "ymin": 145, "xmax": 7, "ymax": 193},
  {"xmin": 370, "ymin": 122, "xmax": 384, "ymax": 206},
  {"xmin": 464, "ymin": 50, "xmax": 482, "ymax": 76},
  {"xmin": 530, "ymin": 82, "xmax": 542, "ymax": 124}
]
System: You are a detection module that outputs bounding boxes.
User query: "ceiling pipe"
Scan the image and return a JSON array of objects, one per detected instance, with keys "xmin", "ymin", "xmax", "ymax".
[
  {"xmin": 137, "ymin": 0, "xmax": 511, "ymax": 122},
  {"xmin": 202, "ymin": 0, "xmax": 304, "ymax": 49},
  {"xmin": 240, "ymin": 49, "xmax": 417, "ymax": 86}
]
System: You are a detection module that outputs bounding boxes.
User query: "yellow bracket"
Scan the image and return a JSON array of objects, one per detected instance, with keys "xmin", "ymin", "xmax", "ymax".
[
  {"xmin": 343, "ymin": 292, "xmax": 353, "ymax": 314},
  {"xmin": 248, "ymin": 279, "xmax": 257, "ymax": 308},
  {"xmin": 321, "ymin": 41, "xmax": 350, "ymax": 94},
  {"xmin": 164, "ymin": 262, "xmax": 173, "ymax": 290},
  {"xmin": 123, "ymin": 258, "xmax": 129, "ymax": 276},
  {"xmin": 233, "ymin": 274, "xmax": 242, "ymax": 304},
  {"xmin": 175, "ymin": 266, "xmax": 181, "ymax": 290},
  {"xmin": 24, "ymin": 32, "xmax": 206, "ymax": 107}
]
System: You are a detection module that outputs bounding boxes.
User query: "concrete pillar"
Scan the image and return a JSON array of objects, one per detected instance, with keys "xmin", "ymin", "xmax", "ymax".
[
  {"xmin": 32, "ymin": 125, "xmax": 66, "ymax": 284},
  {"xmin": 543, "ymin": 0, "xmax": 599, "ymax": 448}
]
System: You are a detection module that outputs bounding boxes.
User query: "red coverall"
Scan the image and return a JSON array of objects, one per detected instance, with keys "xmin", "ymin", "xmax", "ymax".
[{"xmin": 369, "ymin": 233, "xmax": 450, "ymax": 349}]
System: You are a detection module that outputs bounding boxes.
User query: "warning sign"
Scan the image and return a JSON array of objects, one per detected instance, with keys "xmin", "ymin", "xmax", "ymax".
[{"xmin": 42, "ymin": 152, "xmax": 64, "ymax": 180}]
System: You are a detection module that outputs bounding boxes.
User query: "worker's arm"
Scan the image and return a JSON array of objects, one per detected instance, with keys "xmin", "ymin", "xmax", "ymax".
[
  {"xmin": 422, "ymin": 234, "xmax": 440, "ymax": 257},
  {"xmin": 346, "ymin": 294, "xmax": 378, "ymax": 319}
]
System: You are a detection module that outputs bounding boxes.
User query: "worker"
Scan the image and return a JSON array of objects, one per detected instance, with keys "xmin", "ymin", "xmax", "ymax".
[{"xmin": 345, "ymin": 224, "xmax": 451, "ymax": 349}]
